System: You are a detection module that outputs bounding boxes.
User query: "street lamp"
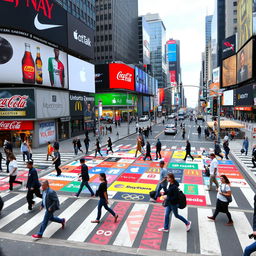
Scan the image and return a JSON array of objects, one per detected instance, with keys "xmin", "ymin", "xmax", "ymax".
[{"xmin": 127, "ymin": 92, "xmax": 130, "ymax": 135}]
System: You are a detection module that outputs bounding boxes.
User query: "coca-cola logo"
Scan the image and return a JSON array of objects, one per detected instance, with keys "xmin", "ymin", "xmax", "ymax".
[
  {"xmin": 0, "ymin": 121, "xmax": 22, "ymax": 130},
  {"xmin": 0, "ymin": 95, "xmax": 28, "ymax": 109},
  {"xmin": 116, "ymin": 71, "xmax": 132, "ymax": 83}
]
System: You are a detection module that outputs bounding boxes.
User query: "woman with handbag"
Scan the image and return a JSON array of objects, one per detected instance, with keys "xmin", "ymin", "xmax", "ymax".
[
  {"xmin": 207, "ymin": 175, "xmax": 233, "ymax": 225},
  {"xmin": 158, "ymin": 173, "xmax": 191, "ymax": 233}
]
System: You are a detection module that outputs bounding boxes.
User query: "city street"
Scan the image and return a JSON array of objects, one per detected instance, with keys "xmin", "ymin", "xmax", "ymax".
[{"xmin": 0, "ymin": 119, "xmax": 255, "ymax": 256}]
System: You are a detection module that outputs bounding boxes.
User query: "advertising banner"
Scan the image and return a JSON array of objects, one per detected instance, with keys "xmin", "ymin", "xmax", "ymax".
[
  {"xmin": 158, "ymin": 88, "xmax": 165, "ymax": 105},
  {"xmin": 0, "ymin": 33, "xmax": 68, "ymax": 88},
  {"xmin": 169, "ymin": 62, "xmax": 177, "ymax": 71},
  {"xmin": 222, "ymin": 35, "xmax": 236, "ymax": 59},
  {"xmin": 109, "ymin": 64, "xmax": 135, "ymax": 91},
  {"xmin": 0, "ymin": 0, "xmax": 68, "ymax": 48},
  {"xmin": 135, "ymin": 67, "xmax": 148, "ymax": 93},
  {"xmin": 170, "ymin": 70, "xmax": 177, "ymax": 87},
  {"xmin": 209, "ymin": 83, "xmax": 220, "ymax": 96},
  {"xmin": 143, "ymin": 96, "xmax": 150, "ymax": 112},
  {"xmin": 0, "ymin": 89, "xmax": 35, "ymax": 119},
  {"xmin": 39, "ymin": 121, "xmax": 56, "ymax": 145},
  {"xmin": 69, "ymin": 93, "xmax": 85, "ymax": 117},
  {"xmin": 68, "ymin": 55, "xmax": 95, "ymax": 93},
  {"xmin": 238, "ymin": 0, "xmax": 253, "ymax": 50},
  {"xmin": 212, "ymin": 67, "xmax": 220, "ymax": 83},
  {"xmin": 95, "ymin": 93, "xmax": 138, "ymax": 106},
  {"xmin": 235, "ymin": 84, "xmax": 253, "ymax": 106},
  {"xmin": 167, "ymin": 43, "xmax": 177, "ymax": 62},
  {"xmin": 222, "ymin": 90, "xmax": 234, "ymax": 106},
  {"xmin": 67, "ymin": 14, "xmax": 94, "ymax": 60},
  {"xmin": 0, "ymin": 120, "xmax": 34, "ymax": 130},
  {"xmin": 84, "ymin": 95, "xmax": 95, "ymax": 131},
  {"xmin": 237, "ymin": 39, "xmax": 253, "ymax": 83},
  {"xmin": 222, "ymin": 55, "xmax": 237, "ymax": 87},
  {"xmin": 95, "ymin": 64, "xmax": 109, "ymax": 89},
  {"xmin": 36, "ymin": 89, "xmax": 69, "ymax": 118}
]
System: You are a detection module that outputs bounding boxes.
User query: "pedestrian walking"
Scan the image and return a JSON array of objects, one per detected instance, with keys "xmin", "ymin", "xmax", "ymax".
[
  {"xmin": 152, "ymin": 160, "xmax": 167, "ymax": 202},
  {"xmin": 214, "ymin": 140, "xmax": 223, "ymax": 160},
  {"xmin": 207, "ymin": 175, "xmax": 233, "ymax": 226},
  {"xmin": 223, "ymin": 140, "xmax": 230, "ymax": 160},
  {"xmin": 135, "ymin": 136, "xmax": 142, "ymax": 157},
  {"xmin": 84, "ymin": 136, "xmax": 90, "ymax": 154},
  {"xmin": 242, "ymin": 137, "xmax": 249, "ymax": 156},
  {"xmin": 155, "ymin": 138, "xmax": 162, "ymax": 160},
  {"xmin": 224, "ymin": 133, "xmax": 229, "ymax": 142},
  {"xmin": 158, "ymin": 173, "xmax": 191, "ymax": 232},
  {"xmin": 243, "ymin": 195, "xmax": 256, "ymax": 255},
  {"xmin": 183, "ymin": 140, "xmax": 194, "ymax": 161},
  {"xmin": 95, "ymin": 138, "xmax": 103, "ymax": 157},
  {"xmin": 197, "ymin": 125, "xmax": 201, "ymax": 137},
  {"xmin": 91, "ymin": 173, "xmax": 118, "ymax": 224},
  {"xmin": 46, "ymin": 142, "xmax": 54, "ymax": 161},
  {"xmin": 75, "ymin": 158, "xmax": 94, "ymax": 197},
  {"xmin": 204, "ymin": 127, "xmax": 210, "ymax": 138},
  {"xmin": 26, "ymin": 160, "xmax": 42, "ymax": 211},
  {"xmin": 106, "ymin": 137, "xmax": 113, "ymax": 154},
  {"xmin": 73, "ymin": 138, "xmax": 78, "ymax": 155},
  {"xmin": 180, "ymin": 122, "xmax": 183, "ymax": 129},
  {"xmin": 28, "ymin": 143, "xmax": 33, "ymax": 160},
  {"xmin": 8, "ymin": 154, "xmax": 22, "ymax": 191},
  {"xmin": 5, "ymin": 149, "xmax": 11, "ymax": 173},
  {"xmin": 0, "ymin": 151, "xmax": 5, "ymax": 171},
  {"xmin": 206, "ymin": 153, "xmax": 219, "ymax": 191},
  {"xmin": 182, "ymin": 127, "xmax": 186, "ymax": 140},
  {"xmin": 136, "ymin": 122, "xmax": 139, "ymax": 133},
  {"xmin": 143, "ymin": 141, "xmax": 152, "ymax": 161},
  {"xmin": 52, "ymin": 148, "xmax": 62, "ymax": 176},
  {"xmin": 21, "ymin": 141, "xmax": 30, "ymax": 162},
  {"xmin": 77, "ymin": 137, "xmax": 83, "ymax": 153},
  {"xmin": 32, "ymin": 180, "xmax": 65, "ymax": 239},
  {"xmin": 252, "ymin": 145, "xmax": 256, "ymax": 168}
]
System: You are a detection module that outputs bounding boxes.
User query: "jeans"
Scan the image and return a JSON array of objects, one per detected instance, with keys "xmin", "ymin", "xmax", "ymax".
[
  {"xmin": 22, "ymin": 151, "xmax": 29, "ymax": 161},
  {"xmin": 154, "ymin": 183, "xmax": 167, "ymax": 200},
  {"xmin": 244, "ymin": 242, "xmax": 256, "ymax": 256},
  {"xmin": 183, "ymin": 152, "xmax": 194, "ymax": 161},
  {"xmin": 9, "ymin": 175, "xmax": 22, "ymax": 190},
  {"xmin": 76, "ymin": 180, "xmax": 94, "ymax": 196},
  {"xmin": 97, "ymin": 198, "xmax": 116, "ymax": 220},
  {"xmin": 84, "ymin": 143, "xmax": 89, "ymax": 154},
  {"xmin": 164, "ymin": 204, "xmax": 189, "ymax": 230},
  {"xmin": 224, "ymin": 149, "xmax": 229, "ymax": 159},
  {"xmin": 26, "ymin": 188, "xmax": 42, "ymax": 209},
  {"xmin": 155, "ymin": 150, "xmax": 161, "ymax": 159},
  {"xmin": 74, "ymin": 146, "xmax": 78, "ymax": 155},
  {"xmin": 38, "ymin": 210, "xmax": 64, "ymax": 236}
]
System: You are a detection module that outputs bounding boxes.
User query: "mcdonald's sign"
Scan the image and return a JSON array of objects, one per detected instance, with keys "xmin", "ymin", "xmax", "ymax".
[
  {"xmin": 69, "ymin": 93, "xmax": 85, "ymax": 116},
  {"xmin": 75, "ymin": 101, "xmax": 83, "ymax": 111}
]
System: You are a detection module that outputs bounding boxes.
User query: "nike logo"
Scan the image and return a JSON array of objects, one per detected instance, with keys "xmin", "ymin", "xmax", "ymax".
[{"xmin": 34, "ymin": 14, "xmax": 63, "ymax": 31}]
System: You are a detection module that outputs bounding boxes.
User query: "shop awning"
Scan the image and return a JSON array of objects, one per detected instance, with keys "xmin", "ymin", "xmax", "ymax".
[{"xmin": 207, "ymin": 120, "xmax": 245, "ymax": 129}]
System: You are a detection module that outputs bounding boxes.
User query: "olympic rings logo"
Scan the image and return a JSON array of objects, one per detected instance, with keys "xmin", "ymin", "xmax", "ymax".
[{"xmin": 121, "ymin": 194, "xmax": 145, "ymax": 200}]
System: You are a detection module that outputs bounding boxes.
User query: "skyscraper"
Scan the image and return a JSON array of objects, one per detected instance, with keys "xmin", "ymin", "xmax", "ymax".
[
  {"xmin": 94, "ymin": 0, "xmax": 139, "ymax": 64},
  {"xmin": 205, "ymin": 15, "xmax": 213, "ymax": 87},
  {"xmin": 225, "ymin": 0, "xmax": 237, "ymax": 38}
]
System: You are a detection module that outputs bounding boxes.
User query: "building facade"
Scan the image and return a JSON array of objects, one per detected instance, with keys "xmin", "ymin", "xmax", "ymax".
[
  {"xmin": 225, "ymin": 0, "xmax": 237, "ymax": 38},
  {"xmin": 94, "ymin": 0, "xmax": 139, "ymax": 64}
]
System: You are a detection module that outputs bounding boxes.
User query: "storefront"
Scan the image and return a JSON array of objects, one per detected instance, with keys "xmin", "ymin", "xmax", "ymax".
[
  {"xmin": 0, "ymin": 88, "xmax": 35, "ymax": 147},
  {"xmin": 95, "ymin": 93, "xmax": 138, "ymax": 122}
]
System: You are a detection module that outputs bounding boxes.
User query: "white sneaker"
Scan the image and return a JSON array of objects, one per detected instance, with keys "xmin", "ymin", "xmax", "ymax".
[
  {"xmin": 186, "ymin": 221, "xmax": 192, "ymax": 232},
  {"xmin": 158, "ymin": 228, "xmax": 169, "ymax": 232}
]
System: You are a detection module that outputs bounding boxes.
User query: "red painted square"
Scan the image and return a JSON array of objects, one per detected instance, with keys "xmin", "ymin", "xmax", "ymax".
[
  {"xmin": 97, "ymin": 161, "xmax": 116, "ymax": 168},
  {"xmin": 183, "ymin": 176, "xmax": 203, "ymax": 185},
  {"xmin": 138, "ymin": 179, "xmax": 159, "ymax": 184},
  {"xmin": 218, "ymin": 165, "xmax": 238, "ymax": 172},
  {"xmin": 186, "ymin": 195, "xmax": 206, "ymax": 206},
  {"xmin": 117, "ymin": 173, "xmax": 142, "ymax": 182}
]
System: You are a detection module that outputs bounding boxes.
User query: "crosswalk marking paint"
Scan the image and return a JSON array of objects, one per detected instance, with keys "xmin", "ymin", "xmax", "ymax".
[
  {"xmin": 43, "ymin": 199, "xmax": 88, "ymax": 238},
  {"xmin": 232, "ymin": 211, "xmax": 252, "ymax": 251},
  {"xmin": 13, "ymin": 197, "xmax": 67, "ymax": 235},
  {"xmin": 198, "ymin": 208, "xmax": 221, "ymax": 255},
  {"xmin": 240, "ymin": 188, "xmax": 255, "ymax": 208},
  {"xmin": 68, "ymin": 202, "xmax": 112, "ymax": 242},
  {"xmin": 113, "ymin": 203, "xmax": 148, "ymax": 247},
  {"xmin": 166, "ymin": 208, "xmax": 187, "ymax": 253},
  {"xmin": 3, "ymin": 194, "xmax": 26, "ymax": 209}
]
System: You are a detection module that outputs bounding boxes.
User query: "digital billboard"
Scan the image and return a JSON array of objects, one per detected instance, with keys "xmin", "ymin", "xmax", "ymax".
[
  {"xmin": 170, "ymin": 70, "xmax": 177, "ymax": 87},
  {"xmin": 0, "ymin": 33, "xmax": 68, "ymax": 88},
  {"xmin": 237, "ymin": 0, "xmax": 253, "ymax": 50},
  {"xmin": 222, "ymin": 35, "xmax": 236, "ymax": 59},
  {"xmin": 158, "ymin": 88, "xmax": 165, "ymax": 104},
  {"xmin": 68, "ymin": 55, "xmax": 95, "ymax": 93},
  {"xmin": 95, "ymin": 64, "xmax": 109, "ymax": 90},
  {"xmin": 235, "ymin": 84, "xmax": 253, "ymax": 106},
  {"xmin": 237, "ymin": 39, "xmax": 253, "ymax": 83},
  {"xmin": 95, "ymin": 93, "xmax": 137, "ymax": 106},
  {"xmin": 222, "ymin": 55, "xmax": 237, "ymax": 87},
  {"xmin": 167, "ymin": 43, "xmax": 177, "ymax": 62},
  {"xmin": 0, "ymin": 0, "xmax": 68, "ymax": 48},
  {"xmin": 222, "ymin": 90, "xmax": 234, "ymax": 106},
  {"xmin": 109, "ymin": 64, "xmax": 134, "ymax": 91}
]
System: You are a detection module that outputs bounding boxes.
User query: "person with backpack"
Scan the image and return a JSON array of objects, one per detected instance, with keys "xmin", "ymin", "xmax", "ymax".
[
  {"xmin": 52, "ymin": 148, "xmax": 62, "ymax": 176},
  {"xmin": 223, "ymin": 140, "xmax": 230, "ymax": 160},
  {"xmin": 243, "ymin": 137, "xmax": 249, "ymax": 156},
  {"xmin": 214, "ymin": 140, "xmax": 223, "ymax": 160},
  {"xmin": 207, "ymin": 175, "xmax": 233, "ymax": 226},
  {"xmin": 155, "ymin": 139, "xmax": 162, "ymax": 160},
  {"xmin": 158, "ymin": 173, "xmax": 191, "ymax": 232}
]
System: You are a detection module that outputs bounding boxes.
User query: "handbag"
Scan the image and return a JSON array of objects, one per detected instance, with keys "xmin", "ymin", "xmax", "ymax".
[
  {"xmin": 241, "ymin": 148, "xmax": 245, "ymax": 154},
  {"xmin": 221, "ymin": 185, "xmax": 233, "ymax": 203},
  {"xmin": 162, "ymin": 199, "xmax": 168, "ymax": 207}
]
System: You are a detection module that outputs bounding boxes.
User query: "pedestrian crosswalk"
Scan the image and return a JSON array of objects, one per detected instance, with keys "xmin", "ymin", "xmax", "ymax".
[{"xmin": 0, "ymin": 192, "xmax": 253, "ymax": 255}]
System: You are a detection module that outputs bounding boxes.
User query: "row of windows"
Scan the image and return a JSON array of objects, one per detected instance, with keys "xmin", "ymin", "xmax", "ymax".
[
  {"xmin": 96, "ymin": 34, "xmax": 112, "ymax": 41},
  {"xmin": 96, "ymin": 13, "xmax": 112, "ymax": 21},
  {"xmin": 96, "ymin": 24, "xmax": 112, "ymax": 31},
  {"xmin": 95, "ymin": 45, "xmax": 113, "ymax": 52},
  {"xmin": 96, "ymin": 55, "xmax": 113, "ymax": 60},
  {"xmin": 95, "ymin": 3, "xmax": 111, "ymax": 11}
]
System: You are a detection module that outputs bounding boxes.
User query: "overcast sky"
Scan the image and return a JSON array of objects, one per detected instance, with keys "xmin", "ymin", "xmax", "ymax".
[{"xmin": 139, "ymin": 0, "xmax": 215, "ymax": 108}]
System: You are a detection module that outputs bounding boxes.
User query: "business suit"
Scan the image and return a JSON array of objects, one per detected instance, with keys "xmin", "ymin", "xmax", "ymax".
[
  {"xmin": 237, "ymin": 65, "xmax": 249, "ymax": 83},
  {"xmin": 38, "ymin": 188, "xmax": 64, "ymax": 236},
  {"xmin": 26, "ymin": 167, "xmax": 42, "ymax": 210}
]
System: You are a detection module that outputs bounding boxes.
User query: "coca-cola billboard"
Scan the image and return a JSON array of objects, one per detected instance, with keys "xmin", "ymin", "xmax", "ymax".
[
  {"xmin": 0, "ymin": 120, "xmax": 34, "ymax": 130},
  {"xmin": 0, "ymin": 89, "xmax": 35, "ymax": 119},
  {"xmin": 109, "ymin": 63, "xmax": 135, "ymax": 91}
]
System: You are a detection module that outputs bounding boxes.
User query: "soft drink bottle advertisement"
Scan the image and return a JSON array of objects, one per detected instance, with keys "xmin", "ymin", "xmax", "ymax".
[{"xmin": 0, "ymin": 33, "xmax": 68, "ymax": 88}]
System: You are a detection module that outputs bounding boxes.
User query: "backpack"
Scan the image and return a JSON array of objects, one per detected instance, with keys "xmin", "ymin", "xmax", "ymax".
[
  {"xmin": 149, "ymin": 190, "xmax": 156, "ymax": 199},
  {"xmin": 178, "ymin": 190, "xmax": 187, "ymax": 209}
]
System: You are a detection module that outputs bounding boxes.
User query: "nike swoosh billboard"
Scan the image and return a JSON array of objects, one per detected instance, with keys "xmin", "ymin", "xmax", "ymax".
[{"xmin": 0, "ymin": 0, "xmax": 68, "ymax": 48}]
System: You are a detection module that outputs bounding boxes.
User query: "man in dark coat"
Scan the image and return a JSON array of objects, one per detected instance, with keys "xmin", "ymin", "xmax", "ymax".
[
  {"xmin": 183, "ymin": 140, "xmax": 194, "ymax": 161},
  {"xmin": 144, "ymin": 141, "xmax": 152, "ymax": 161}
]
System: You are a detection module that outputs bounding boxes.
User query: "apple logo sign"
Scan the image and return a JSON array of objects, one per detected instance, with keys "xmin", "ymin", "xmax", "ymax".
[
  {"xmin": 73, "ymin": 30, "xmax": 78, "ymax": 40},
  {"xmin": 112, "ymin": 98, "xmax": 117, "ymax": 104},
  {"xmin": 80, "ymin": 67, "xmax": 86, "ymax": 83}
]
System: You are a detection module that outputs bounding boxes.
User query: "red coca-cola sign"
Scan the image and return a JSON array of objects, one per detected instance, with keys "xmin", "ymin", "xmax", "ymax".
[
  {"xmin": 0, "ymin": 121, "xmax": 34, "ymax": 130},
  {"xmin": 0, "ymin": 95, "xmax": 28, "ymax": 109},
  {"xmin": 109, "ymin": 63, "xmax": 135, "ymax": 91}
]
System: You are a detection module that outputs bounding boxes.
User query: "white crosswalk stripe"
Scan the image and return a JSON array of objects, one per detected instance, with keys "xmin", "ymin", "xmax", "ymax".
[{"xmin": 0, "ymin": 194, "xmax": 253, "ymax": 255}]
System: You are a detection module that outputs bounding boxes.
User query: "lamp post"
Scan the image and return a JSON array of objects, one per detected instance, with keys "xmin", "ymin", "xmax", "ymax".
[
  {"xmin": 127, "ymin": 92, "xmax": 130, "ymax": 135},
  {"xmin": 98, "ymin": 100, "xmax": 102, "ymax": 141}
]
